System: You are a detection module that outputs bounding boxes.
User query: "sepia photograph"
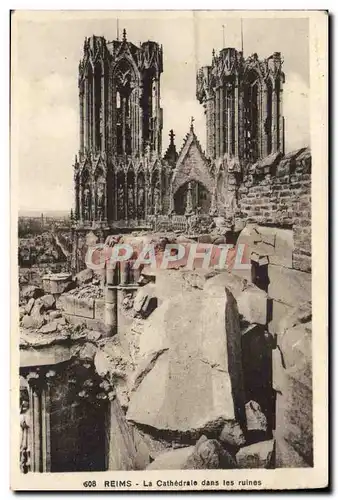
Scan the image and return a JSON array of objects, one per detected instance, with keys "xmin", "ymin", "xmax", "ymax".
[{"xmin": 11, "ymin": 9, "xmax": 328, "ymax": 490}]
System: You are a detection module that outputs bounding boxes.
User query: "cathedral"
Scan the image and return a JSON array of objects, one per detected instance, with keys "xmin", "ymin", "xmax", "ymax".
[{"xmin": 72, "ymin": 28, "xmax": 285, "ymax": 234}]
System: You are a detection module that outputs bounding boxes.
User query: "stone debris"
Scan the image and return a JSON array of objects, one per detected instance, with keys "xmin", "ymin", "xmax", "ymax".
[
  {"xmin": 146, "ymin": 446, "xmax": 195, "ymax": 470},
  {"xmin": 67, "ymin": 283, "xmax": 103, "ymax": 299},
  {"xmin": 21, "ymin": 314, "xmax": 45, "ymax": 330},
  {"xmin": 127, "ymin": 284, "xmax": 245, "ymax": 436},
  {"xmin": 40, "ymin": 294, "xmax": 56, "ymax": 310},
  {"xmin": 21, "ymin": 285, "xmax": 44, "ymax": 300},
  {"xmin": 237, "ymin": 287, "xmax": 268, "ymax": 326},
  {"xmin": 25, "ymin": 298, "xmax": 35, "ymax": 315},
  {"xmin": 75, "ymin": 268, "xmax": 94, "ymax": 285},
  {"xmin": 245, "ymin": 400, "xmax": 268, "ymax": 433},
  {"xmin": 49, "ymin": 310, "xmax": 62, "ymax": 320},
  {"xmin": 184, "ymin": 435, "xmax": 237, "ymax": 470},
  {"xmin": 236, "ymin": 439, "xmax": 274, "ymax": 469},
  {"xmin": 39, "ymin": 321, "xmax": 58, "ymax": 334},
  {"xmin": 219, "ymin": 420, "xmax": 246, "ymax": 448},
  {"xmin": 147, "ymin": 436, "xmax": 237, "ymax": 470}
]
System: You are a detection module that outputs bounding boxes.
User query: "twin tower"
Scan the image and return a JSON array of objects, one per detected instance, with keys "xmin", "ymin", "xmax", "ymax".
[{"xmin": 73, "ymin": 29, "xmax": 285, "ymax": 227}]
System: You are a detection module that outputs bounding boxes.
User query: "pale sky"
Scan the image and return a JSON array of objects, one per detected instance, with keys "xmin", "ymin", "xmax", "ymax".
[{"xmin": 13, "ymin": 11, "xmax": 310, "ymax": 211}]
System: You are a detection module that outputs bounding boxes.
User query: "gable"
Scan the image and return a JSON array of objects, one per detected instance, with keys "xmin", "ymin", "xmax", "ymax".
[{"xmin": 172, "ymin": 137, "xmax": 214, "ymax": 194}]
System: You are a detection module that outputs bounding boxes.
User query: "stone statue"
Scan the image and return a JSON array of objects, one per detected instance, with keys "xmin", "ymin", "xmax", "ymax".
[
  {"xmin": 128, "ymin": 184, "xmax": 134, "ymax": 219},
  {"xmin": 83, "ymin": 187, "xmax": 91, "ymax": 220},
  {"xmin": 154, "ymin": 185, "xmax": 160, "ymax": 215},
  {"xmin": 118, "ymin": 184, "xmax": 124, "ymax": 218},
  {"xmin": 137, "ymin": 186, "xmax": 145, "ymax": 218},
  {"xmin": 97, "ymin": 183, "xmax": 105, "ymax": 221}
]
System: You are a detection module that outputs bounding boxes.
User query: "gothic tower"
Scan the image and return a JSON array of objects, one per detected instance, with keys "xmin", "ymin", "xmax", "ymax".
[
  {"xmin": 196, "ymin": 48, "xmax": 285, "ymax": 164},
  {"xmin": 73, "ymin": 29, "xmax": 163, "ymax": 227}
]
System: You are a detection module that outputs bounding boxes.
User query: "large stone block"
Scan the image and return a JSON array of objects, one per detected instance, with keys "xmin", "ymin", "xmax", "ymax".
[
  {"xmin": 147, "ymin": 436, "xmax": 237, "ymax": 470},
  {"xmin": 237, "ymin": 287, "xmax": 267, "ymax": 325},
  {"xmin": 127, "ymin": 285, "xmax": 245, "ymax": 435},
  {"xmin": 236, "ymin": 440, "xmax": 274, "ymax": 469},
  {"xmin": 94, "ymin": 298, "xmax": 105, "ymax": 321},
  {"xmin": 274, "ymin": 321, "xmax": 313, "ymax": 467},
  {"xmin": 235, "ymin": 225, "xmax": 294, "ymax": 270},
  {"xmin": 268, "ymin": 300, "xmax": 295, "ymax": 335},
  {"xmin": 267, "ymin": 264, "xmax": 311, "ymax": 306},
  {"xmin": 74, "ymin": 297, "xmax": 94, "ymax": 319},
  {"xmin": 59, "ymin": 295, "xmax": 76, "ymax": 315}
]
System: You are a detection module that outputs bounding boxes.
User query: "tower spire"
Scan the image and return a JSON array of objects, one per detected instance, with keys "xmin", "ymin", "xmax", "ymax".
[
  {"xmin": 123, "ymin": 28, "xmax": 127, "ymax": 42},
  {"xmin": 116, "ymin": 18, "xmax": 119, "ymax": 41},
  {"xmin": 222, "ymin": 24, "xmax": 225, "ymax": 49},
  {"xmin": 241, "ymin": 18, "xmax": 244, "ymax": 55}
]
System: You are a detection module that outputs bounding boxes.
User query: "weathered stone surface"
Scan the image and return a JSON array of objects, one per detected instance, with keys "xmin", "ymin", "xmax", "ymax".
[
  {"xmin": 22, "ymin": 285, "xmax": 44, "ymax": 300},
  {"xmin": 146, "ymin": 446, "xmax": 195, "ymax": 470},
  {"xmin": 107, "ymin": 396, "xmax": 151, "ymax": 470},
  {"xmin": 275, "ymin": 436, "xmax": 311, "ymax": 468},
  {"xmin": 77, "ymin": 342, "xmax": 97, "ymax": 361},
  {"xmin": 49, "ymin": 310, "xmax": 62, "ymax": 320},
  {"xmin": 87, "ymin": 330, "xmax": 102, "ymax": 342},
  {"xmin": 21, "ymin": 314, "xmax": 45, "ymax": 330},
  {"xmin": 267, "ymin": 264, "xmax": 311, "ymax": 306},
  {"xmin": 274, "ymin": 320, "xmax": 313, "ymax": 467},
  {"xmin": 25, "ymin": 298, "xmax": 35, "ymax": 315},
  {"xmin": 19, "ymin": 306, "xmax": 26, "ymax": 320},
  {"xmin": 133, "ymin": 282, "xmax": 157, "ymax": 318},
  {"xmin": 74, "ymin": 298, "xmax": 94, "ymax": 319},
  {"xmin": 127, "ymin": 284, "xmax": 245, "ymax": 435},
  {"xmin": 147, "ymin": 436, "xmax": 237, "ymax": 470},
  {"xmin": 31, "ymin": 298, "xmax": 44, "ymax": 318},
  {"xmin": 76, "ymin": 268, "xmax": 93, "ymax": 285},
  {"xmin": 236, "ymin": 439, "xmax": 274, "ymax": 469},
  {"xmin": 237, "ymin": 287, "xmax": 267, "ymax": 325},
  {"xmin": 276, "ymin": 302, "xmax": 312, "ymax": 334},
  {"xmin": 245, "ymin": 400, "xmax": 268, "ymax": 433},
  {"xmin": 279, "ymin": 322, "xmax": 312, "ymax": 373},
  {"xmin": 268, "ymin": 300, "xmax": 295, "ymax": 335},
  {"xmin": 219, "ymin": 421, "xmax": 246, "ymax": 448},
  {"xmin": 203, "ymin": 270, "xmax": 245, "ymax": 299},
  {"xmin": 39, "ymin": 321, "xmax": 58, "ymax": 334},
  {"xmin": 40, "ymin": 294, "xmax": 56, "ymax": 311},
  {"xmin": 184, "ymin": 436, "xmax": 237, "ymax": 469},
  {"xmin": 55, "ymin": 316, "xmax": 66, "ymax": 326}
]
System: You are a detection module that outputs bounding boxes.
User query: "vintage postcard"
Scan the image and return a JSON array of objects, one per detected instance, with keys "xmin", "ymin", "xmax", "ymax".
[{"xmin": 11, "ymin": 10, "xmax": 328, "ymax": 491}]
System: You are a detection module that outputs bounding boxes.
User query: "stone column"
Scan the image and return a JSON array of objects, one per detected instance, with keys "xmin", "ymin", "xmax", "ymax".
[
  {"xmin": 122, "ymin": 96, "xmax": 126, "ymax": 155},
  {"xmin": 79, "ymin": 88, "xmax": 84, "ymax": 153},
  {"xmin": 215, "ymin": 87, "xmax": 220, "ymax": 159},
  {"xmin": 84, "ymin": 77, "xmax": 89, "ymax": 150},
  {"xmin": 238, "ymin": 85, "xmax": 245, "ymax": 159},
  {"xmin": 79, "ymin": 183, "xmax": 84, "ymax": 224},
  {"xmin": 227, "ymin": 85, "xmax": 233, "ymax": 156},
  {"xmin": 92, "ymin": 70, "xmax": 97, "ymax": 151},
  {"xmin": 272, "ymin": 83, "xmax": 278, "ymax": 153},
  {"xmin": 234, "ymin": 79, "xmax": 239, "ymax": 158},
  {"xmin": 278, "ymin": 86, "xmax": 284, "ymax": 153},
  {"xmin": 219, "ymin": 85, "xmax": 224, "ymax": 157},
  {"xmin": 144, "ymin": 174, "xmax": 149, "ymax": 217},
  {"xmin": 105, "ymin": 265, "xmax": 118, "ymax": 336},
  {"xmin": 134, "ymin": 174, "xmax": 138, "ymax": 221},
  {"xmin": 124, "ymin": 173, "xmax": 128, "ymax": 220},
  {"xmin": 26, "ymin": 371, "xmax": 53, "ymax": 473},
  {"xmin": 185, "ymin": 182, "xmax": 193, "ymax": 215},
  {"xmin": 101, "ymin": 65, "xmax": 105, "ymax": 152},
  {"xmin": 261, "ymin": 83, "xmax": 268, "ymax": 157},
  {"xmin": 138, "ymin": 85, "xmax": 143, "ymax": 154},
  {"xmin": 114, "ymin": 173, "xmax": 118, "ymax": 221}
]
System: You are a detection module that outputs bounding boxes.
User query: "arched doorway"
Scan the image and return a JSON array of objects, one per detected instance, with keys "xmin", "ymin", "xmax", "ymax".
[{"xmin": 174, "ymin": 181, "xmax": 211, "ymax": 215}]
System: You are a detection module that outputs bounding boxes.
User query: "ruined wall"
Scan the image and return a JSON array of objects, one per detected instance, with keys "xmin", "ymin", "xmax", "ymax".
[{"xmin": 236, "ymin": 148, "xmax": 311, "ymax": 273}]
